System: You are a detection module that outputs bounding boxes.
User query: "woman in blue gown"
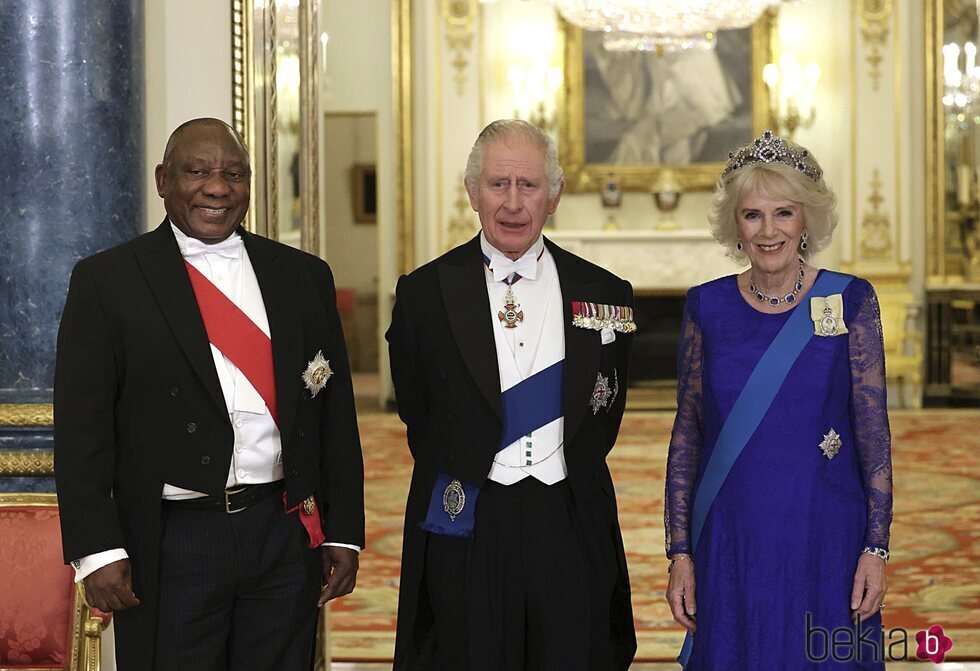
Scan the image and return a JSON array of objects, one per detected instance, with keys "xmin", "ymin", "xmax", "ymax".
[{"xmin": 664, "ymin": 131, "xmax": 893, "ymax": 670}]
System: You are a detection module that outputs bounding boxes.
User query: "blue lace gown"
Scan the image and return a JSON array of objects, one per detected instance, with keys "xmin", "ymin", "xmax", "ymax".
[{"xmin": 665, "ymin": 273, "xmax": 893, "ymax": 670}]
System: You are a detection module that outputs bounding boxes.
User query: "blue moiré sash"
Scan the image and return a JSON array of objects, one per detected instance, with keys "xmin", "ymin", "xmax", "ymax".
[
  {"xmin": 421, "ymin": 360, "xmax": 564, "ymax": 537},
  {"xmin": 678, "ymin": 271, "xmax": 852, "ymax": 667}
]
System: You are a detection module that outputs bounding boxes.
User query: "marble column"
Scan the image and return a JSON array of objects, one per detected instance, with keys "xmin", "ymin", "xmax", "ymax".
[{"xmin": 0, "ymin": 0, "xmax": 145, "ymax": 491}]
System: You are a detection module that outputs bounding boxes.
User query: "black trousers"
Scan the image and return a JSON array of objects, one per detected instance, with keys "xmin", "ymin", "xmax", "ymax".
[
  {"xmin": 424, "ymin": 477, "xmax": 598, "ymax": 671},
  {"xmin": 152, "ymin": 491, "xmax": 321, "ymax": 671}
]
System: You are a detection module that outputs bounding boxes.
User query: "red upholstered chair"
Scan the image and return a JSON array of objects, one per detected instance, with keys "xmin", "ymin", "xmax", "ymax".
[{"xmin": 0, "ymin": 493, "xmax": 110, "ymax": 671}]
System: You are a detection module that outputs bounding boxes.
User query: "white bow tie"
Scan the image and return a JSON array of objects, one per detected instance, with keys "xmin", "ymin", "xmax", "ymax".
[
  {"xmin": 489, "ymin": 252, "xmax": 539, "ymax": 282},
  {"xmin": 182, "ymin": 234, "xmax": 243, "ymax": 260}
]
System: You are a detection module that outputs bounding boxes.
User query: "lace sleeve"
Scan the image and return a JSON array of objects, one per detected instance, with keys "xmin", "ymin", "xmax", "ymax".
[
  {"xmin": 848, "ymin": 280, "xmax": 893, "ymax": 550},
  {"xmin": 664, "ymin": 290, "xmax": 704, "ymax": 557}
]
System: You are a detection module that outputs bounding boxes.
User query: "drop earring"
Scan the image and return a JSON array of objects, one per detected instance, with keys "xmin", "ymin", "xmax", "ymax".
[
  {"xmin": 800, "ymin": 229, "xmax": 809, "ymax": 251},
  {"xmin": 736, "ymin": 237, "xmax": 743, "ymax": 252}
]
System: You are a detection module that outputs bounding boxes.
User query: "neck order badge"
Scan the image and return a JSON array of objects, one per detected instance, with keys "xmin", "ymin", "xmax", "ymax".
[{"xmin": 483, "ymin": 250, "xmax": 545, "ymax": 329}]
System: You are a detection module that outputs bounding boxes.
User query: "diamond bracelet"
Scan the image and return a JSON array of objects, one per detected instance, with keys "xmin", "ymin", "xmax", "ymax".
[{"xmin": 862, "ymin": 546, "xmax": 890, "ymax": 563}]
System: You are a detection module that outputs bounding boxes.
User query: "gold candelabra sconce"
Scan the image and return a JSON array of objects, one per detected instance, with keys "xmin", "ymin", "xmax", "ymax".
[
  {"xmin": 508, "ymin": 64, "xmax": 563, "ymax": 134},
  {"xmin": 762, "ymin": 53, "xmax": 820, "ymax": 141}
]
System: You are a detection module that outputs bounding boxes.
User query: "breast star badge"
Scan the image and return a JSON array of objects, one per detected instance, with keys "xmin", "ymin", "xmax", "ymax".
[
  {"xmin": 301, "ymin": 350, "xmax": 332, "ymax": 398},
  {"xmin": 589, "ymin": 372, "xmax": 613, "ymax": 415},
  {"xmin": 819, "ymin": 428, "xmax": 842, "ymax": 459}
]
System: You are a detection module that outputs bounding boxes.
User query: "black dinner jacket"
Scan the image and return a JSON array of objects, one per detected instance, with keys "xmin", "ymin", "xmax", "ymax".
[
  {"xmin": 53, "ymin": 220, "xmax": 364, "ymax": 667},
  {"xmin": 387, "ymin": 234, "xmax": 637, "ymax": 670}
]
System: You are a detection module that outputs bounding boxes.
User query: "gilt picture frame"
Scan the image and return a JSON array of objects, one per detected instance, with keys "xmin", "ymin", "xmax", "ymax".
[{"xmin": 559, "ymin": 13, "xmax": 775, "ymax": 193}]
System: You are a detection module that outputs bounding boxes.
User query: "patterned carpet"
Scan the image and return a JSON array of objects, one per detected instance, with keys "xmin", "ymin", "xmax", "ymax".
[{"xmin": 329, "ymin": 409, "xmax": 980, "ymax": 662}]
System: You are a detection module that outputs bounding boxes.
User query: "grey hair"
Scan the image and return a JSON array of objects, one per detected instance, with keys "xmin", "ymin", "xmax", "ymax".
[
  {"xmin": 707, "ymin": 151, "xmax": 838, "ymax": 264},
  {"xmin": 464, "ymin": 119, "xmax": 564, "ymax": 198},
  {"xmin": 162, "ymin": 118, "xmax": 250, "ymax": 170}
]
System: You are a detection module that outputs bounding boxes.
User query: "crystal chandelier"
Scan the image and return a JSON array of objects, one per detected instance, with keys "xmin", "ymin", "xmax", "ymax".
[
  {"xmin": 547, "ymin": 0, "xmax": 783, "ymax": 52},
  {"xmin": 943, "ymin": 41, "xmax": 980, "ymax": 126}
]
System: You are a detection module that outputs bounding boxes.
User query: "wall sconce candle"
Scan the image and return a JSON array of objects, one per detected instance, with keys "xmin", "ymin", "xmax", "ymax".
[
  {"xmin": 508, "ymin": 64, "xmax": 563, "ymax": 134},
  {"xmin": 762, "ymin": 52, "xmax": 819, "ymax": 140}
]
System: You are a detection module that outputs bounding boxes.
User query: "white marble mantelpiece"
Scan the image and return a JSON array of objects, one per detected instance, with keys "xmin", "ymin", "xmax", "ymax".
[{"xmin": 546, "ymin": 229, "xmax": 744, "ymax": 293}]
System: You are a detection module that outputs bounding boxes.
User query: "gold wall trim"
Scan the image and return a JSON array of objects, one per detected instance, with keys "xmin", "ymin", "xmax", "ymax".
[
  {"xmin": 0, "ymin": 450, "xmax": 55, "ymax": 476},
  {"xmin": 267, "ymin": 6, "xmax": 280, "ymax": 242},
  {"xmin": 859, "ymin": 0, "xmax": 893, "ymax": 91},
  {"xmin": 925, "ymin": 0, "xmax": 946, "ymax": 280},
  {"xmin": 435, "ymin": 0, "xmax": 445, "ymax": 253},
  {"xmin": 231, "ymin": 0, "xmax": 252, "ymax": 151},
  {"xmin": 442, "ymin": 0, "xmax": 476, "ymax": 96},
  {"xmin": 850, "ymin": 0, "xmax": 905, "ymax": 275},
  {"xmin": 859, "ymin": 168, "xmax": 894, "ymax": 258},
  {"xmin": 892, "ymin": 0, "xmax": 902, "ymax": 262},
  {"xmin": 299, "ymin": 0, "xmax": 320, "ymax": 255},
  {"xmin": 850, "ymin": 0, "xmax": 859, "ymax": 257},
  {"xmin": 231, "ymin": 0, "xmax": 276, "ymax": 238},
  {"xmin": 446, "ymin": 177, "xmax": 476, "ymax": 249},
  {"xmin": 394, "ymin": 0, "xmax": 415, "ymax": 274},
  {"xmin": 0, "ymin": 492, "xmax": 57, "ymax": 505},
  {"xmin": 0, "ymin": 403, "xmax": 53, "ymax": 426}
]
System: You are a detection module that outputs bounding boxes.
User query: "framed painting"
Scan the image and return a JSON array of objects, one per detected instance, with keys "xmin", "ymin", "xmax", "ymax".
[
  {"xmin": 559, "ymin": 13, "xmax": 775, "ymax": 192},
  {"xmin": 351, "ymin": 163, "xmax": 378, "ymax": 224}
]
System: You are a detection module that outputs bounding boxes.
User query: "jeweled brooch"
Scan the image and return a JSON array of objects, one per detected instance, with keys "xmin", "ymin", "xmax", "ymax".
[
  {"xmin": 589, "ymin": 372, "xmax": 613, "ymax": 415},
  {"xmin": 819, "ymin": 428, "xmax": 842, "ymax": 459},
  {"xmin": 302, "ymin": 350, "xmax": 332, "ymax": 398},
  {"xmin": 443, "ymin": 479, "xmax": 465, "ymax": 521},
  {"xmin": 302, "ymin": 495, "xmax": 316, "ymax": 515}
]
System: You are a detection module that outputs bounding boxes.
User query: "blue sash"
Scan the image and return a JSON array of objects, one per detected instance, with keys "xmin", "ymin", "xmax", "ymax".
[
  {"xmin": 421, "ymin": 360, "xmax": 564, "ymax": 537},
  {"xmin": 677, "ymin": 271, "xmax": 852, "ymax": 667}
]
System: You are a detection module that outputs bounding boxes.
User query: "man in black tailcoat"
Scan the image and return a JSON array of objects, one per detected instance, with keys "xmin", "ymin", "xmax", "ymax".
[
  {"xmin": 54, "ymin": 118, "xmax": 364, "ymax": 670},
  {"xmin": 387, "ymin": 119, "xmax": 637, "ymax": 670}
]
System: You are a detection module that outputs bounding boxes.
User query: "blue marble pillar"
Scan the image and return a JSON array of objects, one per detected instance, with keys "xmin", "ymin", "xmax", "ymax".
[{"xmin": 0, "ymin": 0, "xmax": 145, "ymax": 490}]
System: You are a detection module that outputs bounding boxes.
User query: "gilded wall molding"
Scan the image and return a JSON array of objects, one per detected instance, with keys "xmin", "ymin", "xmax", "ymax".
[
  {"xmin": 859, "ymin": 0, "xmax": 893, "ymax": 91},
  {"xmin": 299, "ymin": 0, "xmax": 320, "ymax": 255},
  {"xmin": 231, "ymin": 0, "xmax": 276, "ymax": 238},
  {"xmin": 859, "ymin": 168, "xmax": 894, "ymax": 258},
  {"xmin": 925, "ymin": 0, "xmax": 945, "ymax": 279},
  {"xmin": 442, "ymin": 0, "xmax": 476, "ymax": 95},
  {"xmin": 231, "ymin": 0, "xmax": 251, "ymax": 143},
  {"xmin": 0, "ymin": 450, "xmax": 54, "ymax": 476},
  {"xmin": 446, "ymin": 178, "xmax": 476, "ymax": 250},
  {"xmin": 267, "ymin": 6, "xmax": 281, "ymax": 242},
  {"xmin": 0, "ymin": 403, "xmax": 53, "ymax": 426},
  {"xmin": 394, "ymin": 0, "xmax": 415, "ymax": 274},
  {"xmin": 848, "ymin": 0, "xmax": 908, "ymax": 281}
]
